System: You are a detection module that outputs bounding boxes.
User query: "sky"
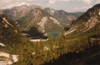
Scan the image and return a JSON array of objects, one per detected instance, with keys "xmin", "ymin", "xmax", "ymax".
[{"xmin": 0, "ymin": 0, "xmax": 100, "ymax": 12}]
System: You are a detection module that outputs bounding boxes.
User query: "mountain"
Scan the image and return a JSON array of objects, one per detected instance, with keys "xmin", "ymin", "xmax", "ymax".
[
  {"xmin": 3, "ymin": 5, "xmax": 41, "ymax": 21},
  {"xmin": 0, "ymin": 14, "xmax": 21, "ymax": 43},
  {"xmin": 0, "ymin": 4, "xmax": 100, "ymax": 65},
  {"xmin": 44, "ymin": 8, "xmax": 82, "ymax": 27},
  {"xmin": 0, "ymin": 14, "xmax": 27, "ymax": 65},
  {"xmin": 65, "ymin": 4, "xmax": 100, "ymax": 35},
  {"xmin": 1, "ymin": 5, "xmax": 83, "ymax": 33}
]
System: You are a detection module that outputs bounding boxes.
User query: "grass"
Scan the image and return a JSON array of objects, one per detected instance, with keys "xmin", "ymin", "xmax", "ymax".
[{"xmin": 0, "ymin": 23, "xmax": 100, "ymax": 65}]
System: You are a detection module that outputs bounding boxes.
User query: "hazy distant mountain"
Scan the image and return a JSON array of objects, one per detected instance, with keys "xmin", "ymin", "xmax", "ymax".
[
  {"xmin": 44, "ymin": 8, "xmax": 83, "ymax": 26},
  {"xmin": 65, "ymin": 4, "xmax": 100, "ymax": 35},
  {"xmin": 1, "ymin": 5, "xmax": 83, "ymax": 33}
]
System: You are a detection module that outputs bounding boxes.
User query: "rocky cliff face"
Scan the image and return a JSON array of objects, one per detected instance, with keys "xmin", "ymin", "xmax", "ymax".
[
  {"xmin": 65, "ymin": 4, "xmax": 100, "ymax": 35},
  {"xmin": 44, "ymin": 8, "xmax": 83, "ymax": 26},
  {"xmin": 1, "ymin": 5, "xmax": 83, "ymax": 33}
]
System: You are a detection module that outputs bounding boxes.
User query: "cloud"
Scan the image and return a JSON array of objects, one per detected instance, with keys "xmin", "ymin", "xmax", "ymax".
[
  {"xmin": 49, "ymin": 0, "xmax": 55, "ymax": 4},
  {"xmin": 5, "ymin": 2, "xmax": 29, "ymax": 8},
  {"xmin": 1, "ymin": 0, "xmax": 12, "ymax": 3},
  {"xmin": 48, "ymin": 0, "xmax": 72, "ymax": 4},
  {"xmin": 0, "ymin": 0, "xmax": 36, "ymax": 9},
  {"xmin": 83, "ymin": 0, "xmax": 92, "ymax": 4},
  {"xmin": 0, "ymin": 0, "xmax": 99, "ymax": 12},
  {"xmin": 49, "ymin": 0, "xmax": 93, "ymax": 5},
  {"xmin": 94, "ymin": 0, "xmax": 100, "ymax": 4},
  {"xmin": 72, "ymin": 6, "xmax": 91, "ymax": 12}
]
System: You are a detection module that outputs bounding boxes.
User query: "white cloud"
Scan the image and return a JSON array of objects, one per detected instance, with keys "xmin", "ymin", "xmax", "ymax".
[
  {"xmin": 48, "ymin": 0, "xmax": 72, "ymax": 4},
  {"xmin": 49, "ymin": 0, "xmax": 92, "ymax": 4},
  {"xmin": 0, "ymin": 0, "xmax": 36, "ymax": 9},
  {"xmin": 51, "ymin": 0, "xmax": 93, "ymax": 4},
  {"xmin": 1, "ymin": 0, "xmax": 12, "ymax": 3},
  {"xmin": 5, "ymin": 2, "xmax": 29, "ymax": 8},
  {"xmin": 83, "ymin": 0, "xmax": 92, "ymax": 4},
  {"xmin": 49, "ymin": 0, "xmax": 93, "ymax": 5},
  {"xmin": 0, "ymin": 0, "xmax": 99, "ymax": 12},
  {"xmin": 94, "ymin": 0, "xmax": 100, "ymax": 4},
  {"xmin": 49, "ymin": 0, "xmax": 56, "ymax": 4}
]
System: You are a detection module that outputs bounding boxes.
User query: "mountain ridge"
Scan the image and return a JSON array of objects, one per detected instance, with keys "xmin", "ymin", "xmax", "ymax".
[
  {"xmin": 0, "ymin": 5, "xmax": 83, "ymax": 33},
  {"xmin": 65, "ymin": 4, "xmax": 100, "ymax": 35}
]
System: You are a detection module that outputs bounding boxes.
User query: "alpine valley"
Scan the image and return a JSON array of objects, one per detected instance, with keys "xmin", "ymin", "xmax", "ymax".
[{"xmin": 0, "ymin": 3, "xmax": 100, "ymax": 65}]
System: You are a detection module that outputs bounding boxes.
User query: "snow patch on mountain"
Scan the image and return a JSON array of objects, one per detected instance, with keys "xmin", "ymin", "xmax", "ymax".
[
  {"xmin": 0, "ymin": 52, "xmax": 18, "ymax": 65},
  {"xmin": 11, "ymin": 55, "xmax": 19, "ymax": 62},
  {"xmin": 50, "ymin": 9, "xmax": 55, "ymax": 15},
  {"xmin": 65, "ymin": 29, "xmax": 76, "ymax": 35},
  {"xmin": 48, "ymin": 9, "xmax": 55, "ymax": 15},
  {"xmin": 0, "ymin": 43, "xmax": 5, "ymax": 47},
  {"xmin": 0, "ymin": 52, "xmax": 9, "ymax": 58},
  {"xmin": 44, "ymin": 8, "xmax": 55, "ymax": 15},
  {"xmin": 37, "ymin": 17, "xmax": 48, "ymax": 33},
  {"xmin": 99, "ymin": 11, "xmax": 100, "ymax": 15}
]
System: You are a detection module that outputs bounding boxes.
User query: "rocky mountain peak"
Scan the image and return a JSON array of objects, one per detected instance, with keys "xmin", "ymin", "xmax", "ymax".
[
  {"xmin": 77, "ymin": 4, "xmax": 100, "ymax": 22},
  {"xmin": 29, "ymin": 4, "xmax": 41, "ymax": 9},
  {"xmin": 44, "ymin": 8, "xmax": 56, "ymax": 15},
  {"xmin": 57, "ymin": 10, "xmax": 68, "ymax": 15},
  {"xmin": 12, "ymin": 5, "xmax": 28, "ymax": 9}
]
